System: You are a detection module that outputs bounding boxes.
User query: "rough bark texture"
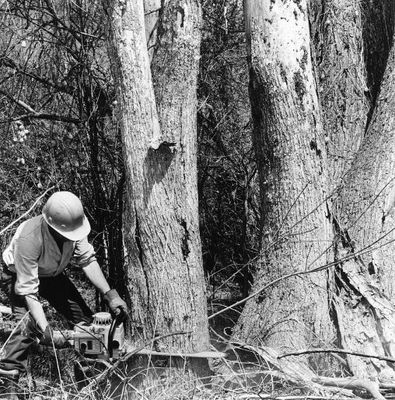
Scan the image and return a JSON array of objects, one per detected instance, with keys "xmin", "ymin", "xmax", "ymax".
[
  {"xmin": 310, "ymin": 0, "xmax": 368, "ymax": 189},
  {"xmin": 332, "ymin": 28, "xmax": 395, "ymax": 380},
  {"xmin": 105, "ymin": 0, "xmax": 209, "ymax": 357},
  {"xmin": 144, "ymin": 0, "xmax": 161, "ymax": 61},
  {"xmin": 361, "ymin": 0, "xmax": 395, "ymax": 109},
  {"xmin": 233, "ymin": 0, "xmax": 334, "ymax": 357}
]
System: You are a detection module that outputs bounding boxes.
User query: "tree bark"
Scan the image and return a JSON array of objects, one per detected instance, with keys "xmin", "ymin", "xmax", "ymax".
[
  {"xmin": 104, "ymin": 0, "xmax": 209, "ymax": 364},
  {"xmin": 233, "ymin": 0, "xmax": 334, "ymax": 358},
  {"xmin": 310, "ymin": 0, "xmax": 369, "ymax": 189},
  {"xmin": 144, "ymin": 0, "xmax": 161, "ymax": 61},
  {"xmin": 331, "ymin": 25, "xmax": 395, "ymax": 379},
  {"xmin": 361, "ymin": 0, "xmax": 395, "ymax": 108}
]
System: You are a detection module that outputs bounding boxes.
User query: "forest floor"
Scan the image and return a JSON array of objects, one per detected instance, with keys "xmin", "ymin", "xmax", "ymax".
[
  {"xmin": 0, "ymin": 281, "xmax": 387, "ymax": 399},
  {"xmin": 2, "ymin": 332, "xmax": 319, "ymax": 400},
  {"xmin": 0, "ymin": 300, "xmax": 301, "ymax": 399},
  {"xmin": 0, "ymin": 320, "xmax": 361, "ymax": 400}
]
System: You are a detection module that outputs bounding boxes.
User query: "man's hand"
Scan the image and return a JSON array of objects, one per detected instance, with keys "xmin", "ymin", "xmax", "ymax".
[
  {"xmin": 41, "ymin": 326, "xmax": 68, "ymax": 348},
  {"xmin": 104, "ymin": 289, "xmax": 127, "ymax": 320}
]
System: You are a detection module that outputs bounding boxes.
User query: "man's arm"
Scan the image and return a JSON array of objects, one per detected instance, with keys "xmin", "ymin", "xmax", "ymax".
[
  {"xmin": 83, "ymin": 260, "xmax": 127, "ymax": 317},
  {"xmin": 26, "ymin": 294, "xmax": 67, "ymax": 347},
  {"xmin": 76, "ymin": 240, "xmax": 127, "ymax": 317},
  {"xmin": 82, "ymin": 260, "xmax": 111, "ymax": 294},
  {"xmin": 13, "ymin": 232, "xmax": 48, "ymax": 331},
  {"xmin": 25, "ymin": 295, "xmax": 48, "ymax": 332},
  {"xmin": 74, "ymin": 238, "xmax": 110, "ymax": 294}
]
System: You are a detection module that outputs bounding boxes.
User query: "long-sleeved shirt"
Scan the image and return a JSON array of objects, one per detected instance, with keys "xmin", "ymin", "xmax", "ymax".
[{"xmin": 3, "ymin": 215, "xmax": 96, "ymax": 296}]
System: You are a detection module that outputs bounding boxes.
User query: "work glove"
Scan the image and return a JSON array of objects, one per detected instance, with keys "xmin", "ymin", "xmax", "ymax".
[
  {"xmin": 40, "ymin": 326, "xmax": 68, "ymax": 348},
  {"xmin": 104, "ymin": 289, "xmax": 127, "ymax": 322}
]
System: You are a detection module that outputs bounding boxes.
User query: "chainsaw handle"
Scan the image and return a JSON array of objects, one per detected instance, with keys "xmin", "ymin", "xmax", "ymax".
[{"xmin": 108, "ymin": 308, "xmax": 126, "ymax": 359}]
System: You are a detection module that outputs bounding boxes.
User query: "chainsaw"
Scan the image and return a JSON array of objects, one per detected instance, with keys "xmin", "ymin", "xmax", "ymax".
[
  {"xmin": 0, "ymin": 304, "xmax": 226, "ymax": 370},
  {"xmin": 63, "ymin": 311, "xmax": 126, "ymax": 389},
  {"xmin": 62, "ymin": 311, "xmax": 125, "ymax": 360},
  {"xmin": 0, "ymin": 305, "xmax": 125, "ymax": 360}
]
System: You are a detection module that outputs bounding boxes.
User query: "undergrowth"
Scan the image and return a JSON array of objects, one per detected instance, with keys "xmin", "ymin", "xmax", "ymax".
[
  {"xmin": 1, "ymin": 338, "xmax": 348, "ymax": 400},
  {"xmin": 0, "ymin": 296, "xmax": 351, "ymax": 399}
]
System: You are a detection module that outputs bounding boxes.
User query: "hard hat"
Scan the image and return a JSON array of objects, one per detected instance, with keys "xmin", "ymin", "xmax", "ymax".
[{"xmin": 42, "ymin": 191, "xmax": 91, "ymax": 241}]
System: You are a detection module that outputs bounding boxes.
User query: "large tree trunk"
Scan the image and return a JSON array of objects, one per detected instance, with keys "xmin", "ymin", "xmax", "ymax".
[
  {"xmin": 310, "ymin": 0, "xmax": 369, "ymax": 189},
  {"xmin": 232, "ymin": 0, "xmax": 334, "ymax": 357},
  {"xmin": 104, "ymin": 0, "xmax": 209, "ymax": 369},
  {"xmin": 309, "ymin": 0, "xmax": 395, "ymax": 380},
  {"xmin": 331, "ymin": 26, "xmax": 395, "ymax": 380}
]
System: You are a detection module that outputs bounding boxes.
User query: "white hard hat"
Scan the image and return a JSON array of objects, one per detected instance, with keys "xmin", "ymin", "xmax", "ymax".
[{"xmin": 42, "ymin": 191, "xmax": 91, "ymax": 241}]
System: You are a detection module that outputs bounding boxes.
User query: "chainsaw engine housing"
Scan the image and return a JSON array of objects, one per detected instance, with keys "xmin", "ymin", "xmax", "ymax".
[{"xmin": 73, "ymin": 312, "xmax": 125, "ymax": 359}]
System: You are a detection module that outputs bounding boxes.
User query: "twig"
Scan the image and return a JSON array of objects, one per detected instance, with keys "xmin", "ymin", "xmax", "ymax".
[
  {"xmin": 351, "ymin": 176, "xmax": 395, "ymax": 228},
  {"xmin": 0, "ymin": 113, "xmax": 82, "ymax": 124},
  {"xmin": 49, "ymin": 329, "xmax": 65, "ymax": 399},
  {"xmin": 0, "ymin": 186, "xmax": 55, "ymax": 236},
  {"xmin": 278, "ymin": 348, "xmax": 395, "ymax": 364},
  {"xmin": 0, "ymin": 89, "xmax": 37, "ymax": 114},
  {"xmin": 273, "ymin": 183, "xmax": 309, "ymax": 242},
  {"xmin": 0, "ymin": 311, "xmax": 30, "ymax": 355},
  {"xmin": 0, "ymin": 58, "xmax": 72, "ymax": 94},
  {"xmin": 144, "ymin": 7, "xmax": 161, "ymax": 15}
]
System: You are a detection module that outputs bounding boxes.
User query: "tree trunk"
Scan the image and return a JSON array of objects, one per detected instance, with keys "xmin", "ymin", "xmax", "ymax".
[
  {"xmin": 144, "ymin": 0, "xmax": 161, "ymax": 61},
  {"xmin": 104, "ymin": 0, "xmax": 209, "ymax": 367},
  {"xmin": 310, "ymin": 0, "xmax": 369, "ymax": 189},
  {"xmin": 331, "ymin": 25, "xmax": 395, "ymax": 379},
  {"xmin": 361, "ymin": 0, "xmax": 395, "ymax": 109},
  {"xmin": 232, "ymin": 0, "xmax": 334, "ymax": 358}
]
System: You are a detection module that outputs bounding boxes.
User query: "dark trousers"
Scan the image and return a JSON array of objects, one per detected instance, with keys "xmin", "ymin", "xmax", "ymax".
[{"xmin": 0, "ymin": 271, "xmax": 93, "ymax": 372}]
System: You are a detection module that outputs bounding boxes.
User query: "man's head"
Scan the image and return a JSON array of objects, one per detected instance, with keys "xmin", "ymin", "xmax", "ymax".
[{"xmin": 42, "ymin": 191, "xmax": 91, "ymax": 241}]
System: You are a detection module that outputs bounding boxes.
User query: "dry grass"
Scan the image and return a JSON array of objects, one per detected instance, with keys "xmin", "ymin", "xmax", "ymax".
[
  {"xmin": 0, "ymin": 302, "xmax": 376, "ymax": 400},
  {"xmin": 8, "ymin": 339, "xmax": 358, "ymax": 400}
]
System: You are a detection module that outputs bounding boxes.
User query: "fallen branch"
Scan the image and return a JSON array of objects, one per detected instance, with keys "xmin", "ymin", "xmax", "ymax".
[
  {"xmin": 313, "ymin": 377, "xmax": 386, "ymax": 400},
  {"xmin": 228, "ymin": 341, "xmax": 316, "ymax": 384},
  {"xmin": 227, "ymin": 342, "xmax": 391, "ymax": 400},
  {"xmin": 238, "ymin": 396, "xmax": 352, "ymax": 400},
  {"xmin": 279, "ymin": 348, "xmax": 395, "ymax": 364},
  {"xmin": 0, "ymin": 186, "xmax": 55, "ymax": 236}
]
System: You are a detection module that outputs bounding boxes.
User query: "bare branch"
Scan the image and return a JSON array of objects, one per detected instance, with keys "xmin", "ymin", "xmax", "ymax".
[
  {"xmin": 0, "ymin": 186, "xmax": 56, "ymax": 236},
  {"xmin": 0, "ymin": 56, "xmax": 73, "ymax": 94},
  {"xmin": 0, "ymin": 88, "xmax": 37, "ymax": 113},
  {"xmin": 0, "ymin": 113, "xmax": 82, "ymax": 124},
  {"xmin": 279, "ymin": 348, "xmax": 395, "ymax": 364},
  {"xmin": 0, "ymin": 88, "xmax": 84, "ymax": 123}
]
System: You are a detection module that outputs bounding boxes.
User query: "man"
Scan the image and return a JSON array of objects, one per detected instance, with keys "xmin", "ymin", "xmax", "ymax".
[{"xmin": 0, "ymin": 191, "xmax": 127, "ymax": 393}]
